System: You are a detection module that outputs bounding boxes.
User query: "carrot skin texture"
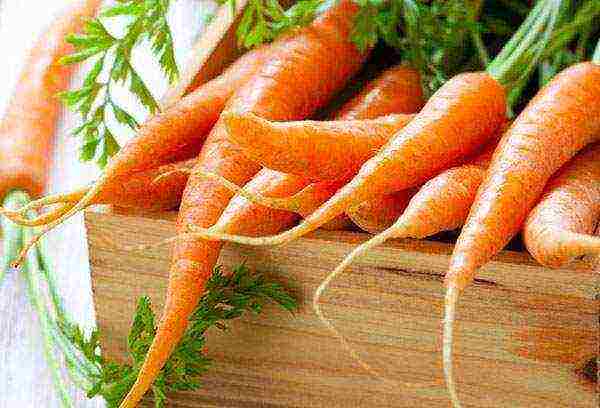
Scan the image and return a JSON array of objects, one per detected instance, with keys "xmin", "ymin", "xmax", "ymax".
[
  {"xmin": 119, "ymin": 1, "xmax": 368, "ymax": 405},
  {"xmin": 347, "ymin": 190, "xmax": 414, "ymax": 233},
  {"xmin": 224, "ymin": 113, "xmax": 414, "ymax": 180},
  {"xmin": 218, "ymin": 65, "xmax": 424, "ymax": 235},
  {"xmin": 448, "ymin": 62, "xmax": 600, "ymax": 291},
  {"xmin": 0, "ymin": 0, "xmax": 103, "ymax": 198},
  {"xmin": 334, "ymin": 65, "xmax": 424, "ymax": 119},
  {"xmin": 524, "ymin": 143, "xmax": 600, "ymax": 268},
  {"xmin": 278, "ymin": 72, "xmax": 507, "ymax": 239}
]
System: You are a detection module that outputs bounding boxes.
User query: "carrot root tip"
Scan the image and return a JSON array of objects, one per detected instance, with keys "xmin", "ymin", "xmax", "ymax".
[{"xmin": 443, "ymin": 285, "xmax": 462, "ymax": 408}]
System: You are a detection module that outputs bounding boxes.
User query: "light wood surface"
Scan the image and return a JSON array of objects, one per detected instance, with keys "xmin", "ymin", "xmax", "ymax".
[{"xmin": 86, "ymin": 209, "xmax": 598, "ymax": 408}]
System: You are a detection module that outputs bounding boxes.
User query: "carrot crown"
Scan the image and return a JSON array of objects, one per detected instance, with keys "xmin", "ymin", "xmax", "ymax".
[{"xmin": 486, "ymin": 0, "xmax": 562, "ymax": 107}]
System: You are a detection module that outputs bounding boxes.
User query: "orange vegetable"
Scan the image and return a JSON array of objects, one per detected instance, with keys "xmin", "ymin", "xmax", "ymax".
[
  {"xmin": 0, "ymin": 0, "xmax": 103, "ymax": 198},
  {"xmin": 224, "ymin": 112, "xmax": 414, "ymax": 180},
  {"xmin": 118, "ymin": 2, "xmax": 368, "ymax": 406},
  {"xmin": 183, "ymin": 72, "xmax": 506, "ymax": 246},
  {"xmin": 347, "ymin": 190, "xmax": 414, "ymax": 233},
  {"xmin": 444, "ymin": 62, "xmax": 600, "ymax": 407},
  {"xmin": 524, "ymin": 143, "xmax": 600, "ymax": 267}
]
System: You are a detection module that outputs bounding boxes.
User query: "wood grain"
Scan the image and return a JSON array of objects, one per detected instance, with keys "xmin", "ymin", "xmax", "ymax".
[{"xmin": 86, "ymin": 210, "xmax": 598, "ymax": 408}]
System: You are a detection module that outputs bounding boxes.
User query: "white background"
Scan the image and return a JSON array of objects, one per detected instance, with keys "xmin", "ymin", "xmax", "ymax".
[{"xmin": 0, "ymin": 1, "xmax": 215, "ymax": 406}]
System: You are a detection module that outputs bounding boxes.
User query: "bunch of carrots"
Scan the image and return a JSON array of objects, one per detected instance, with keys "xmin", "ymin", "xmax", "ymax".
[{"xmin": 1, "ymin": 0, "xmax": 599, "ymax": 406}]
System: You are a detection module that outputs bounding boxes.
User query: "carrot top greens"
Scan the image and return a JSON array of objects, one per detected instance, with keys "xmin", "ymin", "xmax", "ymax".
[
  {"xmin": 59, "ymin": 0, "xmax": 520, "ymax": 166},
  {"xmin": 59, "ymin": 0, "xmax": 177, "ymax": 167}
]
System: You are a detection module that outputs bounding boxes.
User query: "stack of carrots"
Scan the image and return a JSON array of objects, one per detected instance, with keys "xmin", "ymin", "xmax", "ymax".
[{"xmin": 2, "ymin": 0, "xmax": 600, "ymax": 407}]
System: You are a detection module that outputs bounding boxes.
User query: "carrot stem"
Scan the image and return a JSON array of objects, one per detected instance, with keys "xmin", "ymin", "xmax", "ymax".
[{"xmin": 487, "ymin": 0, "xmax": 561, "ymax": 96}]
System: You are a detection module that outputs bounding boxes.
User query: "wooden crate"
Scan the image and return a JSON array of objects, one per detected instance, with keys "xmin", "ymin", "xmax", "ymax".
[{"xmin": 86, "ymin": 209, "xmax": 598, "ymax": 407}]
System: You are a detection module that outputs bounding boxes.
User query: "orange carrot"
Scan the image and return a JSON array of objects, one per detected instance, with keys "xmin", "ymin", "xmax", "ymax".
[
  {"xmin": 0, "ymin": 0, "xmax": 103, "ymax": 199},
  {"xmin": 214, "ymin": 65, "xmax": 425, "ymax": 235},
  {"xmin": 334, "ymin": 64, "xmax": 424, "ymax": 119},
  {"xmin": 181, "ymin": 71, "xmax": 506, "ymax": 246},
  {"xmin": 8, "ymin": 159, "xmax": 194, "ymax": 228},
  {"xmin": 223, "ymin": 65, "xmax": 422, "ymax": 181},
  {"xmin": 347, "ymin": 190, "xmax": 415, "ymax": 233},
  {"xmin": 523, "ymin": 143, "xmax": 600, "ymax": 268},
  {"xmin": 95, "ymin": 159, "xmax": 195, "ymax": 210},
  {"xmin": 224, "ymin": 112, "xmax": 414, "ymax": 180},
  {"xmin": 118, "ymin": 1, "xmax": 368, "ymax": 406},
  {"xmin": 444, "ymin": 61, "xmax": 600, "ymax": 407},
  {"xmin": 4, "ymin": 45, "xmax": 269, "ymax": 229}
]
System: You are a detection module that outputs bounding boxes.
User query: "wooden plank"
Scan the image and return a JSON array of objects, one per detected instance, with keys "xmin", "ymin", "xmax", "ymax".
[{"xmin": 86, "ymin": 210, "xmax": 598, "ymax": 408}]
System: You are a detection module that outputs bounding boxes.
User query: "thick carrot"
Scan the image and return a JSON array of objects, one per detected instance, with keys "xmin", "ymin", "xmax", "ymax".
[
  {"xmin": 523, "ymin": 143, "xmax": 600, "ymax": 268},
  {"xmin": 444, "ymin": 61, "xmax": 600, "ymax": 408},
  {"xmin": 182, "ymin": 71, "xmax": 506, "ymax": 246},
  {"xmin": 0, "ymin": 0, "xmax": 103, "ymax": 199},
  {"xmin": 223, "ymin": 65, "xmax": 422, "ymax": 181},
  {"xmin": 118, "ymin": 1, "xmax": 368, "ymax": 406},
  {"xmin": 224, "ymin": 112, "xmax": 414, "ymax": 180}
]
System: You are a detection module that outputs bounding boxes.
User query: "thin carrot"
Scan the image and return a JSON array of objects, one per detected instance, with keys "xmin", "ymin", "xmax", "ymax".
[
  {"xmin": 118, "ymin": 1, "xmax": 368, "ymax": 406},
  {"xmin": 445, "ymin": 61, "xmax": 600, "ymax": 407},
  {"xmin": 224, "ymin": 112, "xmax": 414, "ymax": 180},
  {"xmin": 523, "ymin": 143, "xmax": 600, "ymax": 268},
  {"xmin": 3, "ymin": 45, "xmax": 269, "ymax": 227},
  {"xmin": 0, "ymin": 0, "xmax": 103, "ymax": 199},
  {"xmin": 6, "ymin": 159, "xmax": 195, "ymax": 227}
]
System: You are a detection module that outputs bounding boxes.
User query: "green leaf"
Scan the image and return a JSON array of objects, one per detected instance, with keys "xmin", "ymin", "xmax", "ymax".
[{"xmin": 111, "ymin": 103, "xmax": 139, "ymax": 129}]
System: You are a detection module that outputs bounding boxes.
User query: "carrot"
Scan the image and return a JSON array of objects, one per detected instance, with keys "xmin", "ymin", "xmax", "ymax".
[
  {"xmin": 3, "ymin": 45, "xmax": 269, "ymax": 231},
  {"xmin": 210, "ymin": 65, "xmax": 424, "ymax": 238},
  {"xmin": 222, "ymin": 65, "xmax": 422, "ymax": 180},
  {"xmin": 347, "ymin": 190, "xmax": 415, "ymax": 234},
  {"xmin": 224, "ymin": 112, "xmax": 414, "ymax": 180},
  {"xmin": 7, "ymin": 159, "xmax": 195, "ymax": 227},
  {"xmin": 0, "ymin": 0, "xmax": 103, "ymax": 199},
  {"xmin": 180, "ymin": 71, "xmax": 506, "ymax": 246},
  {"xmin": 118, "ymin": 1, "xmax": 368, "ymax": 405},
  {"xmin": 334, "ymin": 64, "xmax": 424, "ymax": 119},
  {"xmin": 523, "ymin": 143, "xmax": 600, "ymax": 267},
  {"xmin": 445, "ymin": 61, "xmax": 600, "ymax": 407}
]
